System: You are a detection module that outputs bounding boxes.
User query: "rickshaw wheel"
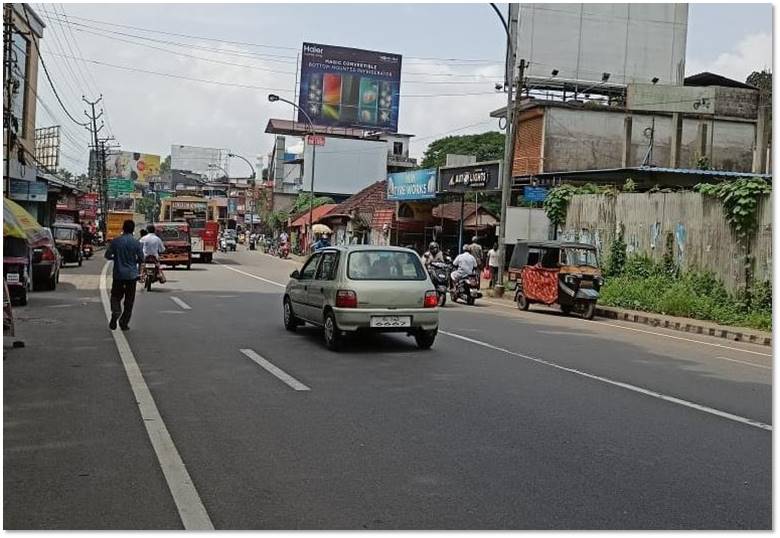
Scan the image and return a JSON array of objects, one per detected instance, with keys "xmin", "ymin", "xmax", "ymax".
[
  {"xmin": 583, "ymin": 302, "xmax": 596, "ymax": 320},
  {"xmin": 560, "ymin": 304, "xmax": 573, "ymax": 315},
  {"xmin": 516, "ymin": 293, "xmax": 530, "ymax": 311}
]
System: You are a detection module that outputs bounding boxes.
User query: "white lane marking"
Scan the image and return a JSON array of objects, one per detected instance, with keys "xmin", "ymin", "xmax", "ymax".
[
  {"xmin": 215, "ymin": 262, "xmax": 285, "ymax": 288},
  {"xmin": 170, "ymin": 296, "xmax": 192, "ymax": 310},
  {"xmin": 440, "ymin": 329, "xmax": 772, "ymax": 432},
  {"xmin": 239, "ymin": 349, "xmax": 311, "ymax": 391},
  {"xmin": 481, "ymin": 298, "xmax": 772, "ymax": 357},
  {"xmin": 715, "ymin": 356, "xmax": 772, "ymax": 370},
  {"xmin": 100, "ymin": 263, "xmax": 214, "ymax": 530}
]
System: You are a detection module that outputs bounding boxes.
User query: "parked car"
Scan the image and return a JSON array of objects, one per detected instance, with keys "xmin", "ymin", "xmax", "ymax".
[
  {"xmin": 31, "ymin": 227, "xmax": 61, "ymax": 291},
  {"xmin": 283, "ymin": 245, "xmax": 439, "ymax": 350},
  {"xmin": 3, "ymin": 236, "xmax": 32, "ymax": 306}
]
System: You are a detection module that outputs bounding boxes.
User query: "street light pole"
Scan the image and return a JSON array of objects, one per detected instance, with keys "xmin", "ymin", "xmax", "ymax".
[
  {"xmin": 228, "ymin": 152, "xmax": 256, "ymax": 233},
  {"xmin": 492, "ymin": 3, "xmax": 519, "ymax": 298},
  {"xmin": 268, "ymin": 94, "xmax": 317, "ymax": 253}
]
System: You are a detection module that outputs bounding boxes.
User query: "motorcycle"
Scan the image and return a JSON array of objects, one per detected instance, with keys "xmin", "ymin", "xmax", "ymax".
[
  {"xmin": 278, "ymin": 242, "xmax": 290, "ymax": 259},
  {"xmin": 142, "ymin": 255, "xmax": 162, "ymax": 291},
  {"xmin": 451, "ymin": 271, "xmax": 482, "ymax": 306},
  {"xmin": 427, "ymin": 260, "xmax": 451, "ymax": 307},
  {"xmin": 249, "ymin": 235, "xmax": 257, "ymax": 250},
  {"xmin": 82, "ymin": 243, "xmax": 94, "ymax": 259}
]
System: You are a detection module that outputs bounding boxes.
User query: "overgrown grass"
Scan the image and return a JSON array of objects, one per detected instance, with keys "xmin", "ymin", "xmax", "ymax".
[{"xmin": 599, "ymin": 255, "xmax": 772, "ymax": 331}]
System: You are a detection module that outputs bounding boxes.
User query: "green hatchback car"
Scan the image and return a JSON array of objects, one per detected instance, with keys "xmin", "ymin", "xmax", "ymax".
[{"xmin": 283, "ymin": 245, "xmax": 440, "ymax": 351}]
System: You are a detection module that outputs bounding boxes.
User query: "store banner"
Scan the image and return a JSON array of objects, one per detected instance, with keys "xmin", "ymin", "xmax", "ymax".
[
  {"xmin": 438, "ymin": 161, "xmax": 502, "ymax": 193},
  {"xmin": 387, "ymin": 169, "xmax": 437, "ymax": 200}
]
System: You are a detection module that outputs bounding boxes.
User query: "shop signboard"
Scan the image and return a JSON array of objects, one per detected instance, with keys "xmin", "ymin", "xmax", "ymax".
[
  {"xmin": 9, "ymin": 179, "xmax": 48, "ymax": 202},
  {"xmin": 298, "ymin": 42, "xmax": 402, "ymax": 132},
  {"xmin": 438, "ymin": 160, "xmax": 502, "ymax": 193},
  {"xmin": 77, "ymin": 193, "xmax": 99, "ymax": 219},
  {"xmin": 387, "ymin": 169, "xmax": 437, "ymax": 200},
  {"xmin": 107, "ymin": 178, "xmax": 135, "ymax": 198},
  {"xmin": 523, "ymin": 186, "xmax": 549, "ymax": 202}
]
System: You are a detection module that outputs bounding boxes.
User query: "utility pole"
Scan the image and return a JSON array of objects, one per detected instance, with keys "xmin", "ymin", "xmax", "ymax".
[
  {"xmin": 494, "ymin": 3, "xmax": 519, "ymax": 298},
  {"xmin": 3, "ymin": 4, "xmax": 14, "ymax": 193},
  {"xmin": 83, "ymin": 96, "xmax": 105, "ymax": 231}
]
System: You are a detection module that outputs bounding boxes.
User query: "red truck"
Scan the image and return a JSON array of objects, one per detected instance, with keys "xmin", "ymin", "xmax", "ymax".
[{"xmin": 188, "ymin": 219, "xmax": 219, "ymax": 263}]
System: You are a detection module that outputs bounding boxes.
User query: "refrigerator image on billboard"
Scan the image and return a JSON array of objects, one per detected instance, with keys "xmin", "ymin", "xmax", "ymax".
[{"xmin": 298, "ymin": 42, "xmax": 402, "ymax": 132}]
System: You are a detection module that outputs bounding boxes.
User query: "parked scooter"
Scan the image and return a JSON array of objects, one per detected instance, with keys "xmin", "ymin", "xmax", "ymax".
[
  {"xmin": 278, "ymin": 242, "xmax": 290, "ymax": 259},
  {"xmin": 427, "ymin": 260, "xmax": 451, "ymax": 307},
  {"xmin": 451, "ymin": 271, "xmax": 482, "ymax": 306},
  {"xmin": 249, "ymin": 233, "xmax": 257, "ymax": 250}
]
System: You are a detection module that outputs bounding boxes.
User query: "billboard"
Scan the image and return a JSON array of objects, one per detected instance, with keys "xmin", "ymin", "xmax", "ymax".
[
  {"xmin": 171, "ymin": 144, "xmax": 229, "ymax": 180},
  {"xmin": 517, "ymin": 4, "xmax": 688, "ymax": 87},
  {"xmin": 627, "ymin": 83, "xmax": 715, "ymax": 115},
  {"xmin": 387, "ymin": 169, "xmax": 437, "ymax": 200},
  {"xmin": 439, "ymin": 161, "xmax": 502, "ymax": 193},
  {"xmin": 107, "ymin": 151, "xmax": 161, "ymax": 184},
  {"xmin": 107, "ymin": 178, "xmax": 134, "ymax": 198},
  {"xmin": 302, "ymin": 137, "xmax": 387, "ymax": 196},
  {"xmin": 298, "ymin": 42, "xmax": 402, "ymax": 132}
]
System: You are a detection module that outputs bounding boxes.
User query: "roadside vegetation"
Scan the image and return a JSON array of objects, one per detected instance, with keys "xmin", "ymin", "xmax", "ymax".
[{"xmin": 600, "ymin": 254, "xmax": 771, "ymax": 332}]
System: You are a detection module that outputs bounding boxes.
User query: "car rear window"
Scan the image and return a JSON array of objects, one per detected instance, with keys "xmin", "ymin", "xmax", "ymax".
[{"xmin": 347, "ymin": 250, "xmax": 426, "ymax": 281}]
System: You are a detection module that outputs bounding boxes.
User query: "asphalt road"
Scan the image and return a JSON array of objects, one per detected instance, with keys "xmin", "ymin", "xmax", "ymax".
[{"xmin": 4, "ymin": 247, "xmax": 772, "ymax": 529}]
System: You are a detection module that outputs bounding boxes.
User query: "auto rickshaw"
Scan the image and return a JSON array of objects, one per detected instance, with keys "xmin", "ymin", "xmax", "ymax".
[
  {"xmin": 508, "ymin": 241, "xmax": 603, "ymax": 320},
  {"xmin": 52, "ymin": 222, "xmax": 83, "ymax": 267}
]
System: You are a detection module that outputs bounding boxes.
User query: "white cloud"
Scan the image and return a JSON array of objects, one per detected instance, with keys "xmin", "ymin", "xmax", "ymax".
[{"xmin": 686, "ymin": 32, "xmax": 772, "ymax": 81}]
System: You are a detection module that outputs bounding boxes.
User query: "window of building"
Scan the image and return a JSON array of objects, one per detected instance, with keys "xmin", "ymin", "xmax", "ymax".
[
  {"xmin": 398, "ymin": 203, "xmax": 414, "ymax": 218},
  {"xmin": 10, "ymin": 31, "xmax": 29, "ymax": 137},
  {"xmin": 393, "ymin": 142, "xmax": 404, "ymax": 156}
]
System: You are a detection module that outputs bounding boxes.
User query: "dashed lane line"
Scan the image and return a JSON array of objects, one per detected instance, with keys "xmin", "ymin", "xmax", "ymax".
[
  {"xmin": 239, "ymin": 349, "xmax": 311, "ymax": 391},
  {"xmin": 170, "ymin": 296, "xmax": 192, "ymax": 310},
  {"xmin": 100, "ymin": 263, "xmax": 214, "ymax": 530},
  {"xmin": 440, "ymin": 329, "xmax": 772, "ymax": 432},
  {"xmin": 215, "ymin": 261, "xmax": 285, "ymax": 288}
]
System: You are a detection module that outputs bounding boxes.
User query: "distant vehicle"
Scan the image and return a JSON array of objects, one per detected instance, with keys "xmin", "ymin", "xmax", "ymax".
[
  {"xmin": 52, "ymin": 222, "xmax": 83, "ymax": 267},
  {"xmin": 509, "ymin": 240, "xmax": 603, "ymax": 319},
  {"xmin": 4, "ymin": 236, "xmax": 32, "ymax": 306},
  {"xmin": 155, "ymin": 222, "xmax": 192, "ymax": 269},
  {"xmin": 223, "ymin": 230, "xmax": 237, "ymax": 251},
  {"xmin": 189, "ymin": 218, "xmax": 219, "ymax": 263},
  {"xmin": 283, "ymin": 246, "xmax": 439, "ymax": 351},
  {"xmin": 31, "ymin": 228, "xmax": 61, "ymax": 291}
]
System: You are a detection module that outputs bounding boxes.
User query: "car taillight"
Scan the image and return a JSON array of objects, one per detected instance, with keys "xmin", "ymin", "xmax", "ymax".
[
  {"xmin": 424, "ymin": 290, "xmax": 438, "ymax": 308},
  {"xmin": 42, "ymin": 248, "xmax": 56, "ymax": 261},
  {"xmin": 335, "ymin": 289, "xmax": 357, "ymax": 308}
]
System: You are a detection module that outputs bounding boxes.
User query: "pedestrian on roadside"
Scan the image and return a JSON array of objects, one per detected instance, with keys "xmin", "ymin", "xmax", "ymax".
[
  {"xmin": 104, "ymin": 219, "xmax": 144, "ymax": 331},
  {"xmin": 468, "ymin": 236, "xmax": 483, "ymax": 268},
  {"xmin": 487, "ymin": 243, "xmax": 499, "ymax": 287}
]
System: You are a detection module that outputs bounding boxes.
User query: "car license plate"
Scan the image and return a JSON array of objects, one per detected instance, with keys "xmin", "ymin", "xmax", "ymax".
[
  {"xmin": 145, "ymin": 263, "xmax": 157, "ymax": 269},
  {"xmin": 370, "ymin": 315, "xmax": 411, "ymax": 328},
  {"xmin": 6, "ymin": 273, "xmax": 19, "ymax": 284}
]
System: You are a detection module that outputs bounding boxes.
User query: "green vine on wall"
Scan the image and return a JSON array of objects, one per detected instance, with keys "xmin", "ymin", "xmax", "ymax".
[
  {"xmin": 542, "ymin": 183, "xmax": 617, "ymax": 225},
  {"xmin": 695, "ymin": 177, "xmax": 771, "ymax": 238}
]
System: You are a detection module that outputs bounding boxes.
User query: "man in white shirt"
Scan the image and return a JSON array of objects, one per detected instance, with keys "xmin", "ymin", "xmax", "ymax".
[
  {"xmin": 450, "ymin": 245, "xmax": 477, "ymax": 288},
  {"xmin": 487, "ymin": 243, "xmax": 499, "ymax": 287},
  {"xmin": 139, "ymin": 224, "xmax": 166, "ymax": 283}
]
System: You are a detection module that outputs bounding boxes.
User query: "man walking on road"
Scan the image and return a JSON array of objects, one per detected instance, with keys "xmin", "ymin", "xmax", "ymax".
[{"xmin": 104, "ymin": 219, "xmax": 144, "ymax": 331}]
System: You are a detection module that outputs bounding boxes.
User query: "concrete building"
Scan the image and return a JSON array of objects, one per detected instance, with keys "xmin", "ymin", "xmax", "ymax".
[
  {"xmin": 264, "ymin": 119, "xmax": 417, "ymax": 196},
  {"xmin": 494, "ymin": 72, "xmax": 769, "ymax": 187}
]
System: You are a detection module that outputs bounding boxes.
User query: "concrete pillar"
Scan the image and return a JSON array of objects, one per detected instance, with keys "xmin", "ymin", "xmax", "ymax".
[
  {"xmin": 697, "ymin": 122, "xmax": 708, "ymax": 162},
  {"xmin": 752, "ymin": 92, "xmax": 770, "ymax": 173},
  {"xmin": 621, "ymin": 115, "xmax": 633, "ymax": 167},
  {"xmin": 669, "ymin": 113, "xmax": 683, "ymax": 168}
]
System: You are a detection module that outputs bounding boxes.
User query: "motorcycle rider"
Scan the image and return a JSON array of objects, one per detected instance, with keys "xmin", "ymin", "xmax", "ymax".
[
  {"xmin": 450, "ymin": 245, "xmax": 477, "ymax": 291},
  {"xmin": 422, "ymin": 241, "xmax": 444, "ymax": 268},
  {"xmin": 139, "ymin": 224, "xmax": 166, "ymax": 283},
  {"xmin": 312, "ymin": 233, "xmax": 331, "ymax": 252}
]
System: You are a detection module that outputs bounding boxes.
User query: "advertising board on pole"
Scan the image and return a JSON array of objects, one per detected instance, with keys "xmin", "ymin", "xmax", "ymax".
[
  {"xmin": 523, "ymin": 186, "xmax": 549, "ymax": 202},
  {"xmin": 387, "ymin": 169, "xmax": 437, "ymax": 201},
  {"xmin": 298, "ymin": 42, "xmax": 402, "ymax": 132},
  {"xmin": 106, "ymin": 151, "xmax": 161, "ymax": 184},
  {"xmin": 438, "ymin": 161, "xmax": 502, "ymax": 193}
]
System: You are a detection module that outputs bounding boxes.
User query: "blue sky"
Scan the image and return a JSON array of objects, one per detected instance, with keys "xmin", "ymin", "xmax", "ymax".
[{"xmin": 36, "ymin": 3, "xmax": 772, "ymax": 175}]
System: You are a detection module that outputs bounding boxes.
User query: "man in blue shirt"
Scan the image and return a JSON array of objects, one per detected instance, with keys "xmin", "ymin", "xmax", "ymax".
[{"xmin": 104, "ymin": 219, "xmax": 145, "ymax": 331}]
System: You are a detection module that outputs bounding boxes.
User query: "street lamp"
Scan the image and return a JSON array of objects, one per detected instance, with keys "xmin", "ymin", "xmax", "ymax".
[
  {"xmin": 228, "ymin": 152, "xmax": 257, "ymax": 233},
  {"xmin": 209, "ymin": 163, "xmax": 231, "ymax": 226},
  {"xmin": 268, "ymin": 93, "xmax": 318, "ymax": 252}
]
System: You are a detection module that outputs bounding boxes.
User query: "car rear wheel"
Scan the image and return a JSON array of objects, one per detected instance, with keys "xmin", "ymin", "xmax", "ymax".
[
  {"xmin": 283, "ymin": 297, "xmax": 299, "ymax": 331},
  {"xmin": 437, "ymin": 292, "xmax": 446, "ymax": 307},
  {"xmin": 323, "ymin": 311, "xmax": 341, "ymax": 351},
  {"xmin": 49, "ymin": 273, "xmax": 57, "ymax": 290},
  {"xmin": 18, "ymin": 289, "xmax": 27, "ymax": 306},
  {"xmin": 415, "ymin": 328, "xmax": 437, "ymax": 349},
  {"xmin": 560, "ymin": 304, "xmax": 573, "ymax": 315}
]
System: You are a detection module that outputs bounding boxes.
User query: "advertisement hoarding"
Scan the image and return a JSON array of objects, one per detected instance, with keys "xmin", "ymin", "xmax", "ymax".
[
  {"xmin": 107, "ymin": 178, "xmax": 135, "ymax": 198},
  {"xmin": 517, "ymin": 4, "xmax": 688, "ymax": 86},
  {"xmin": 106, "ymin": 151, "xmax": 161, "ymax": 184},
  {"xmin": 439, "ymin": 161, "xmax": 502, "ymax": 193},
  {"xmin": 298, "ymin": 42, "xmax": 402, "ymax": 132},
  {"xmin": 77, "ymin": 193, "xmax": 99, "ymax": 219},
  {"xmin": 9, "ymin": 179, "xmax": 48, "ymax": 202},
  {"xmin": 387, "ymin": 169, "xmax": 437, "ymax": 200}
]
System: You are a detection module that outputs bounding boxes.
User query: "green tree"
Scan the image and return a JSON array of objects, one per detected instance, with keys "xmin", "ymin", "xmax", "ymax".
[
  {"xmin": 290, "ymin": 192, "xmax": 334, "ymax": 215},
  {"xmin": 420, "ymin": 131, "xmax": 505, "ymax": 169},
  {"xmin": 159, "ymin": 155, "xmax": 172, "ymax": 175},
  {"xmin": 136, "ymin": 196, "xmax": 159, "ymax": 222},
  {"xmin": 57, "ymin": 168, "xmax": 74, "ymax": 181}
]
